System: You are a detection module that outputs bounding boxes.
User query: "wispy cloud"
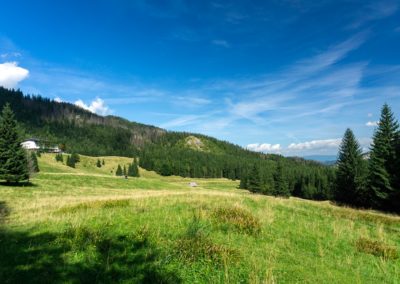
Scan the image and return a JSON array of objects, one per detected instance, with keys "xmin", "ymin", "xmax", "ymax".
[
  {"xmin": 349, "ymin": 0, "xmax": 398, "ymax": 29},
  {"xmin": 211, "ymin": 39, "xmax": 230, "ymax": 48}
]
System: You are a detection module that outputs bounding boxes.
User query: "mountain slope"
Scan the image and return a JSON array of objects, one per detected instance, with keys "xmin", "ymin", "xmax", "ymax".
[{"xmin": 0, "ymin": 87, "xmax": 336, "ymax": 200}]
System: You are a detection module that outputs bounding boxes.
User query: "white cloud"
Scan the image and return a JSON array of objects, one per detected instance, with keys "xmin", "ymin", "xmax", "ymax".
[
  {"xmin": 288, "ymin": 139, "xmax": 341, "ymax": 151},
  {"xmin": 0, "ymin": 62, "xmax": 29, "ymax": 88},
  {"xmin": 247, "ymin": 143, "xmax": 281, "ymax": 153},
  {"xmin": 74, "ymin": 97, "xmax": 111, "ymax": 115},
  {"xmin": 54, "ymin": 97, "xmax": 63, "ymax": 103},
  {"xmin": 366, "ymin": 121, "xmax": 378, "ymax": 127}
]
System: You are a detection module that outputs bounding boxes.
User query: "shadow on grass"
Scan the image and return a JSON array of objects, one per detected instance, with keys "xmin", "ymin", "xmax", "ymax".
[
  {"xmin": 0, "ymin": 181, "xmax": 37, "ymax": 187},
  {"xmin": 0, "ymin": 201, "xmax": 9, "ymax": 224},
  {"xmin": 0, "ymin": 219, "xmax": 180, "ymax": 283}
]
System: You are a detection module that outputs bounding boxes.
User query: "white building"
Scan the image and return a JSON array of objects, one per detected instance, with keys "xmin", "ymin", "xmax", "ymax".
[
  {"xmin": 21, "ymin": 139, "xmax": 61, "ymax": 153},
  {"xmin": 21, "ymin": 139, "xmax": 40, "ymax": 150}
]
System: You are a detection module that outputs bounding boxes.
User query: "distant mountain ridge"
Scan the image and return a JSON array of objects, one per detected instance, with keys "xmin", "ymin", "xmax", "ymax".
[
  {"xmin": 0, "ymin": 87, "xmax": 259, "ymax": 158},
  {"xmin": 302, "ymin": 155, "xmax": 337, "ymax": 163}
]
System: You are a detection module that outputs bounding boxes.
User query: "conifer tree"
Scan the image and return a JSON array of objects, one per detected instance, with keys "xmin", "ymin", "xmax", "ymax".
[
  {"xmin": 102, "ymin": 159, "xmax": 105, "ymax": 165},
  {"xmin": 123, "ymin": 165, "xmax": 127, "ymax": 176},
  {"xmin": 0, "ymin": 104, "xmax": 29, "ymax": 183},
  {"xmin": 30, "ymin": 152, "xmax": 40, "ymax": 173},
  {"xmin": 239, "ymin": 170, "xmax": 248, "ymax": 189},
  {"xmin": 368, "ymin": 104, "xmax": 399, "ymax": 210},
  {"xmin": 66, "ymin": 155, "xmax": 75, "ymax": 168},
  {"xmin": 115, "ymin": 164, "xmax": 123, "ymax": 176},
  {"xmin": 335, "ymin": 129, "xmax": 367, "ymax": 206},
  {"xmin": 127, "ymin": 161, "xmax": 139, "ymax": 177},
  {"xmin": 248, "ymin": 164, "xmax": 261, "ymax": 193},
  {"xmin": 96, "ymin": 159, "xmax": 101, "ymax": 168},
  {"xmin": 274, "ymin": 162, "xmax": 290, "ymax": 197}
]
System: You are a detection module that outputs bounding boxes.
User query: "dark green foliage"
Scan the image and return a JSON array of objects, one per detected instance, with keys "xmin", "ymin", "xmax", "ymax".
[
  {"xmin": 335, "ymin": 129, "xmax": 367, "ymax": 207},
  {"xmin": 115, "ymin": 165, "xmax": 123, "ymax": 176},
  {"xmin": 96, "ymin": 159, "xmax": 101, "ymax": 168},
  {"xmin": 66, "ymin": 156, "xmax": 75, "ymax": 168},
  {"xmin": 0, "ymin": 104, "xmax": 29, "ymax": 183},
  {"xmin": 29, "ymin": 152, "xmax": 40, "ymax": 173},
  {"xmin": 274, "ymin": 162, "xmax": 290, "ymax": 197},
  {"xmin": 55, "ymin": 153, "xmax": 63, "ymax": 163},
  {"xmin": 367, "ymin": 104, "xmax": 399, "ymax": 211},
  {"xmin": 123, "ymin": 165, "xmax": 127, "ymax": 176},
  {"xmin": 128, "ymin": 159, "xmax": 140, "ymax": 177},
  {"xmin": 36, "ymin": 151, "xmax": 41, "ymax": 157},
  {"xmin": 247, "ymin": 164, "xmax": 262, "ymax": 193},
  {"xmin": 70, "ymin": 153, "xmax": 80, "ymax": 164},
  {"xmin": 102, "ymin": 159, "xmax": 105, "ymax": 166}
]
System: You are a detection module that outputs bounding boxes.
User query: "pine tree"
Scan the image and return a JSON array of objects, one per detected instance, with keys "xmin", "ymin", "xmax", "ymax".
[
  {"xmin": 239, "ymin": 170, "xmax": 248, "ymax": 189},
  {"xmin": 115, "ymin": 164, "xmax": 123, "ymax": 176},
  {"xmin": 127, "ymin": 161, "xmax": 139, "ymax": 177},
  {"xmin": 0, "ymin": 104, "xmax": 29, "ymax": 183},
  {"xmin": 335, "ymin": 129, "xmax": 367, "ymax": 206},
  {"xmin": 30, "ymin": 152, "xmax": 40, "ymax": 173},
  {"xmin": 55, "ymin": 153, "xmax": 63, "ymax": 163},
  {"xmin": 248, "ymin": 164, "xmax": 261, "ymax": 193},
  {"xmin": 368, "ymin": 104, "xmax": 399, "ymax": 210},
  {"xmin": 102, "ymin": 159, "xmax": 105, "ymax": 165},
  {"xmin": 66, "ymin": 155, "xmax": 75, "ymax": 168},
  {"xmin": 70, "ymin": 153, "xmax": 80, "ymax": 164},
  {"xmin": 394, "ymin": 131, "xmax": 400, "ymax": 212},
  {"xmin": 123, "ymin": 165, "xmax": 127, "ymax": 176},
  {"xmin": 274, "ymin": 162, "xmax": 290, "ymax": 197},
  {"xmin": 96, "ymin": 159, "xmax": 101, "ymax": 168}
]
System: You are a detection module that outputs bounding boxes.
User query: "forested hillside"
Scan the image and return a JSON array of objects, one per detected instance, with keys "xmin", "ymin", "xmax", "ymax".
[{"xmin": 0, "ymin": 87, "xmax": 336, "ymax": 200}]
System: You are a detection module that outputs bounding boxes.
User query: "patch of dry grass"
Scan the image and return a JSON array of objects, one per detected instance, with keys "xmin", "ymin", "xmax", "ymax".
[
  {"xmin": 355, "ymin": 237, "xmax": 398, "ymax": 260},
  {"xmin": 211, "ymin": 206, "xmax": 262, "ymax": 235}
]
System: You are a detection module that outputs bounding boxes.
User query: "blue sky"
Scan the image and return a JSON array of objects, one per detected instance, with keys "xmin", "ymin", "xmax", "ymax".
[{"xmin": 0, "ymin": 0, "xmax": 400, "ymax": 156}]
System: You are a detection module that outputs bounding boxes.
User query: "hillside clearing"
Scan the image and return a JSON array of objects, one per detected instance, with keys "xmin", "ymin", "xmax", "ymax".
[{"xmin": 0, "ymin": 154, "xmax": 399, "ymax": 283}]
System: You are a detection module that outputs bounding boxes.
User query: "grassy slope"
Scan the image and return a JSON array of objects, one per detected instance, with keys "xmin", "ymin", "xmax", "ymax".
[{"xmin": 0, "ymin": 154, "xmax": 399, "ymax": 283}]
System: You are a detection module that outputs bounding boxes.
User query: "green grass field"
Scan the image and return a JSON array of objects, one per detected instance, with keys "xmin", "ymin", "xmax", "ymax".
[{"xmin": 0, "ymin": 154, "xmax": 399, "ymax": 283}]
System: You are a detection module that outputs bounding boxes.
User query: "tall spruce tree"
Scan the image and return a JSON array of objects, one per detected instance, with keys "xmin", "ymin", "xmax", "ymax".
[
  {"xmin": 115, "ymin": 164, "xmax": 123, "ymax": 176},
  {"xmin": 368, "ymin": 104, "xmax": 399, "ymax": 210},
  {"xmin": 274, "ymin": 162, "xmax": 290, "ymax": 197},
  {"xmin": 30, "ymin": 152, "xmax": 40, "ymax": 173},
  {"xmin": 0, "ymin": 104, "xmax": 29, "ymax": 183},
  {"xmin": 335, "ymin": 129, "xmax": 367, "ymax": 206},
  {"xmin": 248, "ymin": 164, "xmax": 261, "ymax": 193}
]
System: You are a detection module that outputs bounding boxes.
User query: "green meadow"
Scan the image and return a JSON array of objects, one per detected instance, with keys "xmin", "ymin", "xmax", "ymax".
[{"xmin": 0, "ymin": 154, "xmax": 399, "ymax": 283}]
